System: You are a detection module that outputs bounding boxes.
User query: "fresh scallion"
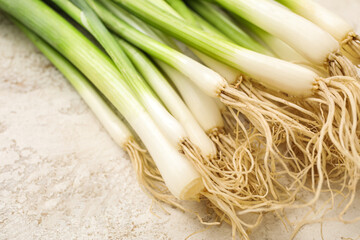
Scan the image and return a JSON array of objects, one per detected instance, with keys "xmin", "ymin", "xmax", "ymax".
[
  {"xmin": 206, "ymin": 0, "xmax": 358, "ymax": 77},
  {"xmin": 275, "ymin": 0, "xmax": 360, "ymax": 65},
  {"xmin": 0, "ymin": 0, "xmax": 204, "ymax": 200}
]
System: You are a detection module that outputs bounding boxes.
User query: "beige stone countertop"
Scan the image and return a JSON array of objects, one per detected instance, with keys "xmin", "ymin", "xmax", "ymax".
[{"xmin": 1, "ymin": 1, "xmax": 360, "ymax": 239}]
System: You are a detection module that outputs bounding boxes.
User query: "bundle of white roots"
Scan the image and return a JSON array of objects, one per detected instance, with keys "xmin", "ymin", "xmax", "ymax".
[
  {"xmin": 342, "ymin": 32, "xmax": 360, "ymax": 67},
  {"xmin": 126, "ymin": 72, "xmax": 360, "ymax": 240}
]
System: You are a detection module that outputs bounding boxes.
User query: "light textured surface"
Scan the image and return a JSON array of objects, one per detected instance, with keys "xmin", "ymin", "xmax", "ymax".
[{"xmin": 1, "ymin": 1, "xmax": 360, "ymax": 239}]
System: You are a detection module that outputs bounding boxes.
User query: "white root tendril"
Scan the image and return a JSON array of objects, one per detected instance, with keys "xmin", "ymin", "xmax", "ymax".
[
  {"xmin": 284, "ymin": 76, "xmax": 360, "ymax": 209},
  {"xmin": 220, "ymin": 79, "xmax": 317, "ymax": 195},
  {"xmin": 326, "ymin": 52, "xmax": 359, "ymax": 78},
  {"xmin": 341, "ymin": 32, "xmax": 360, "ymax": 67}
]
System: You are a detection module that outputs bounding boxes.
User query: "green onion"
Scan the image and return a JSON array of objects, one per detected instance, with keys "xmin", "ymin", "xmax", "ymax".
[
  {"xmin": 275, "ymin": 0, "xmax": 353, "ymax": 42},
  {"xmin": 3, "ymin": 0, "xmax": 360, "ymax": 238},
  {"xmin": 275, "ymin": 0, "xmax": 360, "ymax": 65},
  {"xmin": 58, "ymin": 2, "xmax": 296, "ymax": 234},
  {"xmin": 206, "ymin": 0, "xmax": 357, "ymax": 77},
  {"xmin": 231, "ymin": 14, "xmax": 312, "ymax": 65},
  {"xmin": 185, "ymin": 10, "xmax": 246, "ymax": 83},
  {"xmin": 158, "ymin": 61, "xmax": 225, "ymax": 132},
  {"xmin": 92, "ymin": 6, "xmax": 276, "ymax": 221},
  {"xmin": 0, "ymin": 0, "xmax": 203, "ymax": 200},
  {"xmin": 236, "ymin": 19, "xmax": 327, "ymax": 75}
]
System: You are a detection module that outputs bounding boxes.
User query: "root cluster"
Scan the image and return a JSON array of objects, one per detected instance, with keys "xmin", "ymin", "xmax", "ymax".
[
  {"xmin": 326, "ymin": 52, "xmax": 359, "ymax": 78},
  {"xmin": 341, "ymin": 32, "xmax": 360, "ymax": 67},
  {"xmin": 127, "ymin": 75, "xmax": 360, "ymax": 239}
]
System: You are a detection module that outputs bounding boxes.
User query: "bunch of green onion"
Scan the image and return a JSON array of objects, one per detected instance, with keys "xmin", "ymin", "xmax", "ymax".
[
  {"xmin": 1, "ymin": 0, "xmax": 359, "ymax": 239},
  {"xmin": 275, "ymin": 0, "xmax": 360, "ymax": 66}
]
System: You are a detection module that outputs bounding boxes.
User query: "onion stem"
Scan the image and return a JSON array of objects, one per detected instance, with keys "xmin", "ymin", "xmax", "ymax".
[{"xmin": 0, "ymin": 0, "xmax": 203, "ymax": 200}]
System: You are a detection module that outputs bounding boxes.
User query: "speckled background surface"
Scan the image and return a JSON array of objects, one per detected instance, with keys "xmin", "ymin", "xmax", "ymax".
[{"xmin": 1, "ymin": 1, "xmax": 360, "ymax": 239}]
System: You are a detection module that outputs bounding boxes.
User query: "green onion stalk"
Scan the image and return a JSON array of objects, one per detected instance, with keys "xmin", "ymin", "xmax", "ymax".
[
  {"xmin": 53, "ymin": 0, "xmax": 218, "ymax": 165},
  {"xmin": 206, "ymin": 0, "xmax": 358, "ymax": 78},
  {"xmin": 160, "ymin": 1, "xmax": 279, "ymax": 135},
  {"xmin": 14, "ymin": 21, "xmax": 182, "ymax": 207},
  {"xmin": 185, "ymin": 1, "xmax": 326, "ymax": 77},
  {"xmin": 218, "ymin": 9, "xmax": 326, "ymax": 75},
  {"xmin": 240, "ymin": 19, "xmax": 310, "ymax": 64},
  {"xmin": 0, "ymin": 0, "xmax": 205, "ymax": 200},
  {"xmin": 275, "ymin": 0, "xmax": 360, "ymax": 66},
  {"xmin": 187, "ymin": 1, "xmax": 306, "ymax": 64},
  {"xmin": 159, "ymin": 0, "xmax": 307, "ymax": 139}
]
